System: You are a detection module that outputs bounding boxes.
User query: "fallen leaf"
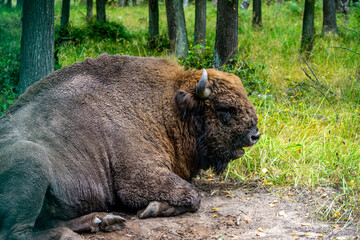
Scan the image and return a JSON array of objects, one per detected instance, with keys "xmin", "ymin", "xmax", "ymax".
[
  {"xmin": 317, "ymin": 234, "xmax": 324, "ymax": 238},
  {"xmin": 269, "ymin": 200, "xmax": 279, "ymax": 204},
  {"xmin": 278, "ymin": 210, "xmax": 287, "ymax": 217},
  {"xmin": 258, "ymin": 227, "xmax": 264, "ymax": 232},
  {"xmin": 305, "ymin": 232, "xmax": 310, "ymax": 236},
  {"xmin": 333, "ymin": 224, "xmax": 341, "ymax": 229},
  {"xmin": 213, "ymin": 214, "xmax": 217, "ymax": 218},
  {"xmin": 301, "ymin": 223, "xmax": 310, "ymax": 226},
  {"xmin": 261, "ymin": 168, "xmax": 268, "ymax": 174},
  {"xmin": 321, "ymin": 194, "xmax": 328, "ymax": 199},
  {"xmin": 262, "ymin": 180, "xmax": 273, "ymax": 185},
  {"xmin": 291, "ymin": 233, "xmax": 297, "ymax": 237},
  {"xmin": 212, "ymin": 207, "xmax": 219, "ymax": 210},
  {"xmin": 244, "ymin": 216, "xmax": 252, "ymax": 223}
]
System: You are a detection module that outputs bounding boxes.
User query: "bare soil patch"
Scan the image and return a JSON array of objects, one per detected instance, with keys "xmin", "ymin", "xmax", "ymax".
[{"xmin": 83, "ymin": 176, "xmax": 359, "ymax": 240}]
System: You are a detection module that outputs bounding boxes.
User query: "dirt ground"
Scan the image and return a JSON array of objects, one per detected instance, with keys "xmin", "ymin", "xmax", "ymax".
[{"xmin": 83, "ymin": 176, "xmax": 359, "ymax": 240}]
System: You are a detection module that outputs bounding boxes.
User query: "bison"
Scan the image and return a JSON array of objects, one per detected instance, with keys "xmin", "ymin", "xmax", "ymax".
[{"xmin": 0, "ymin": 54, "xmax": 260, "ymax": 240}]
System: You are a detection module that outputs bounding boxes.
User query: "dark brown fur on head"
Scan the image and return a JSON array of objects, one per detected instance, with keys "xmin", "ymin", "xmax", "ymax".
[{"xmin": 175, "ymin": 69, "xmax": 258, "ymax": 177}]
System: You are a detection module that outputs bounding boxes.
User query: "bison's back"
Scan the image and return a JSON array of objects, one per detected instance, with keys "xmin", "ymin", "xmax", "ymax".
[{"xmin": 0, "ymin": 54, "xmax": 184, "ymax": 220}]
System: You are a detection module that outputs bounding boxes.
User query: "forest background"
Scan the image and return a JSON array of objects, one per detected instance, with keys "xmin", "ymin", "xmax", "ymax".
[{"xmin": 0, "ymin": 0, "xmax": 359, "ymax": 223}]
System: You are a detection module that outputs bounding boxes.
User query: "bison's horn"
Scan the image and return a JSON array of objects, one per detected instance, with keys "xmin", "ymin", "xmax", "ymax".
[{"xmin": 196, "ymin": 69, "xmax": 211, "ymax": 99}]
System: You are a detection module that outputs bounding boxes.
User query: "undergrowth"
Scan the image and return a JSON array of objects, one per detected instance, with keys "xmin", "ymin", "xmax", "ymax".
[{"xmin": 0, "ymin": 0, "xmax": 359, "ymax": 221}]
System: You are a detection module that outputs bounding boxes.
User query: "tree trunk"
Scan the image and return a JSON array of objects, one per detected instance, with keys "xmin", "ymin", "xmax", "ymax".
[
  {"xmin": 149, "ymin": 0, "xmax": 159, "ymax": 39},
  {"xmin": 252, "ymin": 0, "xmax": 262, "ymax": 28},
  {"xmin": 212, "ymin": 0, "xmax": 217, "ymax": 8},
  {"xmin": 301, "ymin": 0, "xmax": 315, "ymax": 54},
  {"xmin": 214, "ymin": 0, "xmax": 238, "ymax": 68},
  {"xmin": 6, "ymin": 0, "xmax": 11, "ymax": 7},
  {"xmin": 61, "ymin": 0, "xmax": 71, "ymax": 26},
  {"xmin": 183, "ymin": 0, "xmax": 189, "ymax": 7},
  {"xmin": 96, "ymin": 0, "xmax": 106, "ymax": 22},
  {"xmin": 87, "ymin": 0, "xmax": 93, "ymax": 21},
  {"xmin": 194, "ymin": 0, "xmax": 206, "ymax": 46},
  {"xmin": 124, "ymin": 0, "xmax": 129, "ymax": 6},
  {"xmin": 323, "ymin": 0, "xmax": 338, "ymax": 34},
  {"xmin": 16, "ymin": 0, "xmax": 23, "ymax": 8},
  {"xmin": 19, "ymin": 0, "xmax": 54, "ymax": 94},
  {"xmin": 165, "ymin": 0, "xmax": 189, "ymax": 57},
  {"xmin": 276, "ymin": 0, "xmax": 282, "ymax": 4},
  {"xmin": 240, "ymin": 0, "xmax": 250, "ymax": 9},
  {"xmin": 133, "ymin": 0, "xmax": 136, "ymax": 6}
]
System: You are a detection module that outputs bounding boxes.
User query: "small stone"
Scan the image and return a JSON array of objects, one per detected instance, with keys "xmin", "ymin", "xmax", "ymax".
[{"xmin": 226, "ymin": 220, "xmax": 234, "ymax": 226}]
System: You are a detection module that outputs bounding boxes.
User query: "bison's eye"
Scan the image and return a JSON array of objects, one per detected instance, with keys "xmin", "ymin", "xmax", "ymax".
[{"xmin": 215, "ymin": 104, "xmax": 236, "ymax": 125}]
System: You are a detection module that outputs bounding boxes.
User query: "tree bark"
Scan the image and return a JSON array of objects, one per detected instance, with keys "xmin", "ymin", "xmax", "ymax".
[
  {"xmin": 194, "ymin": 0, "xmax": 206, "ymax": 46},
  {"xmin": 252, "ymin": 0, "xmax": 262, "ymax": 28},
  {"xmin": 96, "ymin": 0, "xmax": 106, "ymax": 22},
  {"xmin": 165, "ymin": 0, "xmax": 189, "ymax": 57},
  {"xmin": 322, "ymin": 0, "xmax": 338, "ymax": 34},
  {"xmin": 87, "ymin": 0, "xmax": 93, "ymax": 21},
  {"xmin": 61, "ymin": 0, "xmax": 71, "ymax": 26},
  {"xmin": 16, "ymin": 0, "xmax": 24, "ymax": 8},
  {"xmin": 19, "ymin": 0, "xmax": 54, "ymax": 94},
  {"xmin": 301, "ymin": 0, "xmax": 315, "ymax": 54},
  {"xmin": 6, "ymin": 0, "xmax": 11, "ymax": 7},
  {"xmin": 240, "ymin": 0, "xmax": 250, "ymax": 9},
  {"xmin": 213, "ymin": 0, "xmax": 217, "ymax": 8},
  {"xmin": 214, "ymin": 0, "xmax": 238, "ymax": 68},
  {"xmin": 149, "ymin": 0, "xmax": 159, "ymax": 39}
]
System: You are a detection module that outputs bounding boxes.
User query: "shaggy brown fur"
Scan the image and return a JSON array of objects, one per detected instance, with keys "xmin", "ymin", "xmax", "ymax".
[{"xmin": 0, "ymin": 54, "xmax": 259, "ymax": 240}]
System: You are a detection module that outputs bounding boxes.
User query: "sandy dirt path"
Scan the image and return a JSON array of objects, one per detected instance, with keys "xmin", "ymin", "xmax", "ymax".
[{"xmin": 83, "ymin": 178, "xmax": 359, "ymax": 240}]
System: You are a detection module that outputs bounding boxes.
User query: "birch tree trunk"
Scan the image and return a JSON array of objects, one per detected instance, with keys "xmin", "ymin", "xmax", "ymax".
[
  {"xmin": 194, "ymin": 0, "xmax": 206, "ymax": 46},
  {"xmin": 301, "ymin": 0, "xmax": 315, "ymax": 54},
  {"xmin": 214, "ymin": 0, "xmax": 238, "ymax": 68},
  {"xmin": 165, "ymin": 0, "xmax": 189, "ymax": 57},
  {"xmin": 19, "ymin": 0, "xmax": 54, "ymax": 93},
  {"xmin": 323, "ymin": 0, "xmax": 338, "ymax": 34}
]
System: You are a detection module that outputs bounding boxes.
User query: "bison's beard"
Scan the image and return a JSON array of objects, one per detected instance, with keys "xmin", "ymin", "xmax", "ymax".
[{"xmin": 195, "ymin": 134, "xmax": 242, "ymax": 175}]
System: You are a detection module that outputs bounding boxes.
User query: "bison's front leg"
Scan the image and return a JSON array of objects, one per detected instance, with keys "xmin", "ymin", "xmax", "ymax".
[
  {"xmin": 116, "ymin": 167, "xmax": 201, "ymax": 219},
  {"xmin": 137, "ymin": 201, "xmax": 198, "ymax": 219}
]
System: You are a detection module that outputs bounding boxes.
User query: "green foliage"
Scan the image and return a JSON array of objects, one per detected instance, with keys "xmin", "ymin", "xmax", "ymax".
[
  {"xmin": 147, "ymin": 34, "xmax": 171, "ymax": 53},
  {"xmin": 0, "ymin": 7, "xmax": 21, "ymax": 115},
  {"xmin": 178, "ymin": 44, "xmax": 214, "ymax": 70},
  {"xmin": 224, "ymin": 56, "xmax": 270, "ymax": 92},
  {"xmin": 0, "ymin": 51, "xmax": 19, "ymax": 115},
  {"xmin": 178, "ymin": 45, "xmax": 270, "ymax": 92},
  {"xmin": 55, "ymin": 21, "xmax": 133, "ymax": 45},
  {"xmin": 87, "ymin": 21, "xmax": 133, "ymax": 41}
]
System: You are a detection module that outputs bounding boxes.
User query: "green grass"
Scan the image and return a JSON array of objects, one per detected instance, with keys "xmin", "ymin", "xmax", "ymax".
[{"xmin": 0, "ymin": 0, "xmax": 359, "ymax": 221}]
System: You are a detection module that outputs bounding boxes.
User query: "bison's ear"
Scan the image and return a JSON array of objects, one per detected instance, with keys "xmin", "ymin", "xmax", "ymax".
[{"xmin": 175, "ymin": 90, "xmax": 199, "ymax": 118}]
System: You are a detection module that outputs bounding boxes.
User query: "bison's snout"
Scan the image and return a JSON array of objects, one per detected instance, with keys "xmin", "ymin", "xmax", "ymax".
[{"xmin": 244, "ymin": 126, "xmax": 261, "ymax": 146}]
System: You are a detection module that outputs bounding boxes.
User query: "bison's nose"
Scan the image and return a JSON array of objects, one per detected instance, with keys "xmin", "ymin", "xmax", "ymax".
[{"xmin": 244, "ymin": 127, "xmax": 261, "ymax": 146}]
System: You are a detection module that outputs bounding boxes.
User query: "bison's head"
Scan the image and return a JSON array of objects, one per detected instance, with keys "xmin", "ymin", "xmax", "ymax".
[{"xmin": 175, "ymin": 69, "xmax": 260, "ymax": 176}]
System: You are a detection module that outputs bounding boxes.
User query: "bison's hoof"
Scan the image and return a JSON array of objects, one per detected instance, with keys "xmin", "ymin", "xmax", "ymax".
[
  {"xmin": 137, "ymin": 201, "xmax": 161, "ymax": 219},
  {"xmin": 98, "ymin": 214, "xmax": 126, "ymax": 232}
]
